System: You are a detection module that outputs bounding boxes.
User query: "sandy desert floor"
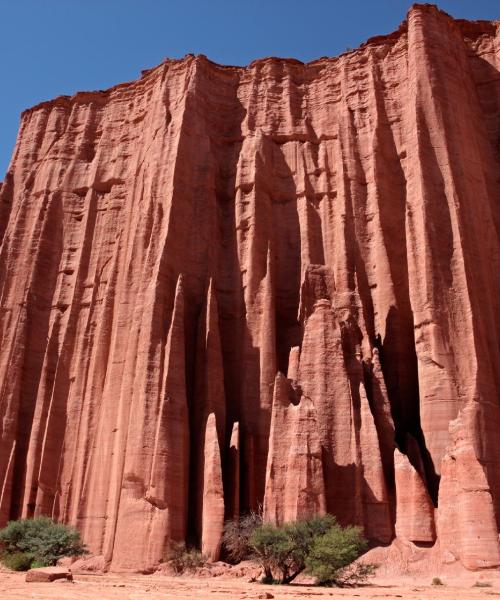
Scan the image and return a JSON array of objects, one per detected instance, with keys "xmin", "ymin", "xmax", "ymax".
[{"xmin": 0, "ymin": 571, "xmax": 500, "ymax": 600}]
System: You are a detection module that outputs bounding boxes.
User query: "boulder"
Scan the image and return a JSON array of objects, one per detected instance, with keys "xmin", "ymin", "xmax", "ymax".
[{"xmin": 26, "ymin": 567, "xmax": 73, "ymax": 583}]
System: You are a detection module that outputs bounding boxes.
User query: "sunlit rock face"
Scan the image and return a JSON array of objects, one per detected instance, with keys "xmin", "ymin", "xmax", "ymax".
[{"xmin": 0, "ymin": 3, "xmax": 499, "ymax": 572}]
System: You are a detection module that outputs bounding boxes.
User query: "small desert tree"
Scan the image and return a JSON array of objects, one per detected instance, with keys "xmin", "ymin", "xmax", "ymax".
[
  {"xmin": 249, "ymin": 522, "xmax": 290, "ymax": 582},
  {"xmin": 250, "ymin": 514, "xmax": 373, "ymax": 586},
  {"xmin": 250, "ymin": 514, "xmax": 337, "ymax": 584},
  {"xmin": 0, "ymin": 516, "xmax": 87, "ymax": 570},
  {"xmin": 305, "ymin": 523, "xmax": 372, "ymax": 586}
]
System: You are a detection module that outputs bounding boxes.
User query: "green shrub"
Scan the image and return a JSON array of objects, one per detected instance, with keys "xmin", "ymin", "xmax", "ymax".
[
  {"xmin": 304, "ymin": 524, "xmax": 371, "ymax": 586},
  {"xmin": 222, "ymin": 510, "xmax": 262, "ymax": 563},
  {"xmin": 250, "ymin": 514, "xmax": 369, "ymax": 585},
  {"xmin": 30, "ymin": 559, "xmax": 49, "ymax": 568},
  {"xmin": 1, "ymin": 551, "xmax": 33, "ymax": 571},
  {"xmin": 165, "ymin": 541, "xmax": 206, "ymax": 575},
  {"xmin": 250, "ymin": 521, "xmax": 293, "ymax": 582},
  {"xmin": 432, "ymin": 577, "xmax": 444, "ymax": 586},
  {"xmin": 0, "ymin": 516, "xmax": 86, "ymax": 568}
]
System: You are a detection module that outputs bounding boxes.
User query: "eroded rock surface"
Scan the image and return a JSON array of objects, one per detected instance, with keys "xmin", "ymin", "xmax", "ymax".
[{"xmin": 0, "ymin": 4, "xmax": 499, "ymax": 571}]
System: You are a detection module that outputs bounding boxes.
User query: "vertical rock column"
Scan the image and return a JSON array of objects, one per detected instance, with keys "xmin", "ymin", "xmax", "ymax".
[
  {"xmin": 297, "ymin": 267, "xmax": 361, "ymax": 525},
  {"xmin": 110, "ymin": 275, "xmax": 190, "ymax": 570},
  {"xmin": 201, "ymin": 413, "xmax": 225, "ymax": 561},
  {"xmin": 394, "ymin": 448, "xmax": 435, "ymax": 544},
  {"xmin": 437, "ymin": 404, "xmax": 500, "ymax": 569},
  {"xmin": 404, "ymin": 5, "xmax": 500, "ymax": 475},
  {"xmin": 226, "ymin": 422, "xmax": 240, "ymax": 520},
  {"xmin": 193, "ymin": 279, "xmax": 227, "ymax": 543},
  {"xmin": 359, "ymin": 382, "xmax": 392, "ymax": 543},
  {"xmin": 263, "ymin": 373, "xmax": 326, "ymax": 524}
]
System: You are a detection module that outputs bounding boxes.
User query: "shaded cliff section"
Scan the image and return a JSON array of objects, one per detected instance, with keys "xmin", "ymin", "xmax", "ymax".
[{"xmin": 0, "ymin": 4, "xmax": 499, "ymax": 572}]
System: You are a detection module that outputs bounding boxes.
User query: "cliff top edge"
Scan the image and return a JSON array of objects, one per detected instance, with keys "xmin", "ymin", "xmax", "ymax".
[{"xmin": 18, "ymin": 3, "xmax": 499, "ymax": 119}]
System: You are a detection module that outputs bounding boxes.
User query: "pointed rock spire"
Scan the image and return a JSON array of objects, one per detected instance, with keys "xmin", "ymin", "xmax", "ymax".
[
  {"xmin": 110, "ymin": 274, "xmax": 190, "ymax": 570},
  {"xmin": 227, "ymin": 421, "xmax": 240, "ymax": 520},
  {"xmin": 197, "ymin": 278, "xmax": 226, "ymax": 444},
  {"xmin": 147, "ymin": 274, "xmax": 189, "ymax": 539},
  {"xmin": 194, "ymin": 278, "xmax": 227, "ymax": 541},
  {"xmin": 263, "ymin": 373, "xmax": 296, "ymax": 524},
  {"xmin": 359, "ymin": 382, "xmax": 392, "ymax": 543},
  {"xmin": 201, "ymin": 413, "xmax": 225, "ymax": 561}
]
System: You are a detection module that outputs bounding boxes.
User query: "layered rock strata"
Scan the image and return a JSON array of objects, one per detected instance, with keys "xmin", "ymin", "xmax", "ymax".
[{"xmin": 0, "ymin": 4, "xmax": 499, "ymax": 571}]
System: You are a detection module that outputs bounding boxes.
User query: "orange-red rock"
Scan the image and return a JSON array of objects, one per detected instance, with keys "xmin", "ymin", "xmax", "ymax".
[
  {"xmin": 394, "ymin": 449, "xmax": 435, "ymax": 544},
  {"xmin": 25, "ymin": 567, "xmax": 73, "ymax": 583},
  {"xmin": 201, "ymin": 413, "xmax": 224, "ymax": 561},
  {"xmin": 227, "ymin": 421, "xmax": 240, "ymax": 520},
  {"xmin": 263, "ymin": 373, "xmax": 326, "ymax": 524},
  {"xmin": 359, "ymin": 382, "xmax": 392, "ymax": 544},
  {"xmin": 437, "ymin": 404, "xmax": 500, "ymax": 569},
  {"xmin": 0, "ymin": 3, "xmax": 499, "ymax": 572}
]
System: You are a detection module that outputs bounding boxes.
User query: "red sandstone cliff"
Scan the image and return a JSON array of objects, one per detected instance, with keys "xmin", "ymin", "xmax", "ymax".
[{"xmin": 0, "ymin": 4, "xmax": 499, "ymax": 572}]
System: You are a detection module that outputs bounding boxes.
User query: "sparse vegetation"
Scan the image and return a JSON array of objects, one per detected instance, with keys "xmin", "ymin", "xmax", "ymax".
[
  {"xmin": 473, "ymin": 581, "xmax": 492, "ymax": 588},
  {"xmin": 165, "ymin": 541, "xmax": 207, "ymax": 575},
  {"xmin": 222, "ymin": 510, "xmax": 262, "ymax": 563},
  {"xmin": 432, "ymin": 577, "xmax": 445, "ymax": 586},
  {"xmin": 0, "ymin": 551, "xmax": 33, "ymax": 571},
  {"xmin": 0, "ymin": 516, "xmax": 86, "ymax": 571},
  {"xmin": 249, "ymin": 514, "xmax": 373, "ymax": 586},
  {"xmin": 305, "ymin": 523, "xmax": 373, "ymax": 586}
]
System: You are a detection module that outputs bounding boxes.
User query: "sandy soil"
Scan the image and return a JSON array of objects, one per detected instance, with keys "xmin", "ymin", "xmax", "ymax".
[{"xmin": 0, "ymin": 571, "xmax": 499, "ymax": 600}]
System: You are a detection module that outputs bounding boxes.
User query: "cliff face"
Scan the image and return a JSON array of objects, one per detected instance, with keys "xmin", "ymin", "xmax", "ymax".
[{"xmin": 0, "ymin": 4, "xmax": 499, "ymax": 572}]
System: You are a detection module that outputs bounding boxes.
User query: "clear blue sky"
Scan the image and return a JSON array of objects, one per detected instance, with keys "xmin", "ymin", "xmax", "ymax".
[{"xmin": 1, "ymin": 0, "xmax": 498, "ymax": 177}]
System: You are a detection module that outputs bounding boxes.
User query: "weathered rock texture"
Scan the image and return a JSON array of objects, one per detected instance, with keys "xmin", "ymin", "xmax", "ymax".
[
  {"xmin": 201, "ymin": 413, "xmax": 225, "ymax": 561},
  {"xmin": 263, "ymin": 372, "xmax": 326, "ymax": 524},
  {"xmin": 394, "ymin": 448, "xmax": 435, "ymax": 544},
  {"xmin": 0, "ymin": 3, "xmax": 499, "ymax": 572}
]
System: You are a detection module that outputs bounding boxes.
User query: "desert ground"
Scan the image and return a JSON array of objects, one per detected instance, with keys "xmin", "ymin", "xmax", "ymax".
[{"xmin": 0, "ymin": 571, "xmax": 499, "ymax": 600}]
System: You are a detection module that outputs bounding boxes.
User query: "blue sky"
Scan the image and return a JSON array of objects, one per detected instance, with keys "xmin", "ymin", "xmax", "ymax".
[{"xmin": 1, "ymin": 0, "xmax": 498, "ymax": 176}]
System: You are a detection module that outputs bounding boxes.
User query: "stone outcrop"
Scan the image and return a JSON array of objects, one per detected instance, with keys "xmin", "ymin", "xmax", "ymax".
[{"xmin": 0, "ymin": 4, "xmax": 499, "ymax": 571}]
